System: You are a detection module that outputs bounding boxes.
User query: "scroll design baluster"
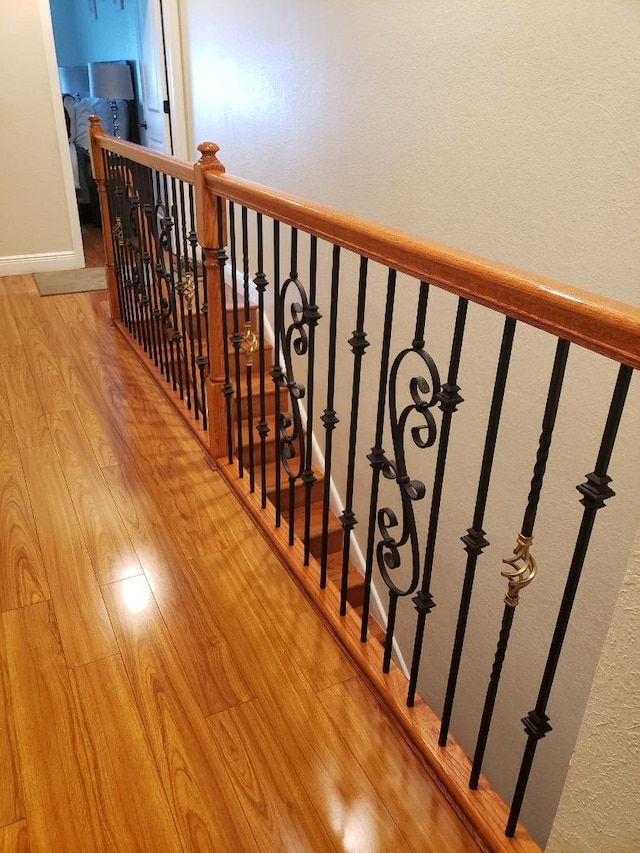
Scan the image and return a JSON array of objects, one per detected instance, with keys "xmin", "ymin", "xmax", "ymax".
[
  {"xmin": 376, "ymin": 287, "xmax": 442, "ymax": 673},
  {"xmin": 278, "ymin": 271, "xmax": 313, "ymax": 541}
]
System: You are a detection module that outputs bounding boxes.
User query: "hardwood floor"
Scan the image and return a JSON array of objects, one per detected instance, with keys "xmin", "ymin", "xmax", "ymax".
[{"xmin": 0, "ymin": 274, "xmax": 480, "ymax": 852}]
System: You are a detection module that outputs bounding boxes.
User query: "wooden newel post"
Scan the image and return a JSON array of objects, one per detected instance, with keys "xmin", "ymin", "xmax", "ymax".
[
  {"xmin": 88, "ymin": 115, "xmax": 120, "ymax": 322},
  {"xmin": 194, "ymin": 142, "xmax": 228, "ymax": 463}
]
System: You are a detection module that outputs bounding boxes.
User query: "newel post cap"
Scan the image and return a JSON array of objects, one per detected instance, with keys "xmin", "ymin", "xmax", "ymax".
[{"xmin": 197, "ymin": 142, "xmax": 225, "ymax": 173}]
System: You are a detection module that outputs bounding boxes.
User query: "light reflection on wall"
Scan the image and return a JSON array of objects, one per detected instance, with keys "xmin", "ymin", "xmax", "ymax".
[{"xmin": 191, "ymin": 55, "xmax": 275, "ymax": 117}]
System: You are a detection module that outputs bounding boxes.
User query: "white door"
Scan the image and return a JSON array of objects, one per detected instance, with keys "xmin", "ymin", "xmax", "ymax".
[{"xmin": 136, "ymin": 0, "xmax": 172, "ymax": 153}]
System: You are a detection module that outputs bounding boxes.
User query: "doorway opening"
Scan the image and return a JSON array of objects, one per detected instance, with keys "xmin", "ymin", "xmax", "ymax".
[{"xmin": 47, "ymin": 0, "xmax": 187, "ymax": 267}]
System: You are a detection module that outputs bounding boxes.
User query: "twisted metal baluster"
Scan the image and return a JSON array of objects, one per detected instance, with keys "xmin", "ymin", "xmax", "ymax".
[
  {"xmin": 469, "ymin": 337, "xmax": 570, "ymax": 790},
  {"xmin": 505, "ymin": 363, "xmax": 632, "ymax": 837}
]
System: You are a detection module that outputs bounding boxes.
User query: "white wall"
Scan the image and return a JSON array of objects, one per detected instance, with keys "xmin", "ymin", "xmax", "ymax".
[
  {"xmin": 0, "ymin": 2, "xmax": 81, "ymax": 272},
  {"xmin": 180, "ymin": 1, "xmax": 640, "ymax": 847},
  {"xmin": 547, "ymin": 537, "xmax": 640, "ymax": 853}
]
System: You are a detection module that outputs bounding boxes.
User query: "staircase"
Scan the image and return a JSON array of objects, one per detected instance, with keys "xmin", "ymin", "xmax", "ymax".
[{"xmin": 226, "ymin": 297, "xmax": 387, "ymax": 645}]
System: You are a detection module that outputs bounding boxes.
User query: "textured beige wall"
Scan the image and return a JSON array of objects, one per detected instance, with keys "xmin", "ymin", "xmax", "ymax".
[
  {"xmin": 180, "ymin": 0, "xmax": 640, "ymax": 845},
  {"xmin": 547, "ymin": 537, "xmax": 640, "ymax": 853},
  {"xmin": 0, "ymin": 3, "xmax": 75, "ymax": 263}
]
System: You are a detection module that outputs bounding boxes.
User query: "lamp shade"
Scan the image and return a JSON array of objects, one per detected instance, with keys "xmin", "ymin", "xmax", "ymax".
[
  {"xmin": 59, "ymin": 65, "xmax": 90, "ymax": 98},
  {"xmin": 89, "ymin": 61, "xmax": 134, "ymax": 100}
]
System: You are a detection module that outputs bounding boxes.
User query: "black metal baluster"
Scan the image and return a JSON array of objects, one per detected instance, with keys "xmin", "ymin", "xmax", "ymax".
[
  {"xmin": 302, "ymin": 236, "xmax": 321, "ymax": 566},
  {"xmin": 228, "ymin": 203, "xmax": 244, "ymax": 475},
  {"xmin": 146, "ymin": 168, "xmax": 167, "ymax": 376},
  {"xmin": 216, "ymin": 196, "xmax": 234, "ymax": 464},
  {"xmin": 505, "ymin": 363, "xmax": 633, "ymax": 837},
  {"xmin": 361, "ymin": 270, "xmax": 396, "ymax": 642},
  {"xmin": 318, "ymin": 245, "xmax": 341, "ymax": 582},
  {"xmin": 281, "ymin": 228, "xmax": 303, "ymax": 545},
  {"xmin": 170, "ymin": 177, "xmax": 187, "ymax": 398},
  {"xmin": 439, "ymin": 316, "xmax": 517, "ymax": 746},
  {"xmin": 270, "ymin": 220, "xmax": 283, "ymax": 526},
  {"xmin": 117, "ymin": 155, "xmax": 142, "ymax": 346},
  {"xmin": 241, "ymin": 205, "xmax": 256, "ymax": 488},
  {"xmin": 134, "ymin": 160, "xmax": 159, "ymax": 367},
  {"xmin": 176, "ymin": 182, "xmax": 192, "ymax": 409},
  {"xmin": 377, "ymin": 282, "xmax": 441, "ymax": 674},
  {"xmin": 407, "ymin": 297, "xmax": 468, "ymax": 706},
  {"xmin": 154, "ymin": 169, "xmax": 174, "ymax": 386},
  {"xmin": 338, "ymin": 257, "xmax": 369, "ymax": 614},
  {"xmin": 254, "ymin": 213, "xmax": 270, "ymax": 505},
  {"xmin": 129, "ymin": 160, "xmax": 152, "ymax": 357},
  {"xmin": 189, "ymin": 186, "xmax": 206, "ymax": 425},
  {"xmin": 103, "ymin": 151, "xmax": 127, "ymax": 326},
  {"xmin": 469, "ymin": 338, "xmax": 570, "ymax": 789},
  {"xmin": 163, "ymin": 176, "xmax": 181, "ymax": 393}
]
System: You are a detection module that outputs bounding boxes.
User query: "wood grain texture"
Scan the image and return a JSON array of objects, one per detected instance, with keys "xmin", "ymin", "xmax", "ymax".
[
  {"xmin": 69, "ymin": 654, "xmax": 183, "ymax": 852},
  {"xmin": 227, "ymin": 530, "xmax": 355, "ymax": 692},
  {"xmin": 3, "ymin": 601, "xmax": 101, "ymax": 852},
  {"xmin": 208, "ymin": 699, "xmax": 338, "ymax": 852},
  {"xmin": 48, "ymin": 409, "xmax": 142, "ymax": 585},
  {"xmin": 318, "ymin": 677, "xmax": 481, "ymax": 852},
  {"xmin": 9, "ymin": 295, "xmax": 73, "ymax": 415},
  {"xmin": 91, "ymin": 125, "xmax": 194, "ymax": 184},
  {"xmin": 21, "ymin": 444, "xmax": 117, "ymax": 667},
  {"xmin": 206, "ymin": 171, "xmax": 640, "ymax": 369},
  {"xmin": 104, "ymin": 575, "xmax": 259, "ymax": 852},
  {"xmin": 0, "ymin": 374, "xmax": 49, "ymax": 611},
  {"xmin": 190, "ymin": 548, "xmax": 426, "ymax": 852},
  {"xmin": 0, "ymin": 821, "xmax": 29, "ymax": 853},
  {"xmin": 218, "ymin": 459, "xmax": 541, "ymax": 853},
  {"xmin": 0, "ymin": 620, "xmax": 24, "ymax": 829},
  {"xmin": 0, "ymin": 348, "xmax": 50, "ymax": 448},
  {"xmin": 102, "ymin": 462, "xmax": 252, "ymax": 716}
]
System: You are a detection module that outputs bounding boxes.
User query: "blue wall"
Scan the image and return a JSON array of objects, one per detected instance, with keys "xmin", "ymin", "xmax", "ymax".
[{"xmin": 50, "ymin": 0, "xmax": 140, "ymax": 68}]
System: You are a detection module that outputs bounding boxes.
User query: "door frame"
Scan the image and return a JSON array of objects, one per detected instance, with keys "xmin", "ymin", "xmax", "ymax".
[{"xmin": 41, "ymin": 0, "xmax": 189, "ymax": 268}]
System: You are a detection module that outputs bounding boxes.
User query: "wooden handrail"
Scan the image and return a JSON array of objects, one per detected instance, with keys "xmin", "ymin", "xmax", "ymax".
[
  {"xmin": 90, "ymin": 130, "xmax": 194, "ymax": 185},
  {"xmin": 205, "ymin": 171, "xmax": 640, "ymax": 370}
]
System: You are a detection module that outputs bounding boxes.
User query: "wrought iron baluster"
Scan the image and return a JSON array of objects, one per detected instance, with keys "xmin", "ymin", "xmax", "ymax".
[
  {"xmin": 103, "ymin": 151, "xmax": 127, "ymax": 326},
  {"xmin": 319, "ymin": 245, "xmax": 341, "ymax": 584},
  {"xmin": 134, "ymin": 160, "xmax": 160, "ymax": 367},
  {"xmin": 187, "ymin": 186, "xmax": 204, "ymax": 422},
  {"xmin": 339, "ymin": 256, "xmax": 369, "ymax": 614},
  {"xmin": 505, "ymin": 363, "xmax": 633, "ymax": 837},
  {"xmin": 115, "ymin": 154, "xmax": 142, "ymax": 344},
  {"xmin": 407, "ymin": 297, "xmax": 468, "ymax": 706},
  {"xmin": 271, "ymin": 220, "xmax": 283, "ymax": 526},
  {"xmin": 303, "ymin": 236, "xmax": 320, "ymax": 567},
  {"xmin": 241, "ymin": 205, "xmax": 256, "ymax": 488},
  {"xmin": 216, "ymin": 196, "xmax": 234, "ymax": 464},
  {"xmin": 439, "ymin": 315, "xmax": 517, "ymax": 746},
  {"xmin": 361, "ymin": 270, "xmax": 396, "ymax": 642},
  {"xmin": 254, "ymin": 213, "xmax": 270, "ymax": 505},
  {"xmin": 148, "ymin": 167, "xmax": 169, "ymax": 379},
  {"xmin": 279, "ymin": 228, "xmax": 308, "ymax": 546},
  {"xmin": 228, "ymin": 203, "xmax": 244, "ymax": 474},
  {"xmin": 469, "ymin": 338, "xmax": 570, "ymax": 789},
  {"xmin": 377, "ymin": 282, "xmax": 441, "ymax": 673},
  {"xmin": 162, "ymin": 175, "xmax": 180, "ymax": 393}
]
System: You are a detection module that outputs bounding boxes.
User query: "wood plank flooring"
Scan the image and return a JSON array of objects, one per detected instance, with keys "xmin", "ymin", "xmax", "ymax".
[{"xmin": 0, "ymin": 274, "xmax": 480, "ymax": 852}]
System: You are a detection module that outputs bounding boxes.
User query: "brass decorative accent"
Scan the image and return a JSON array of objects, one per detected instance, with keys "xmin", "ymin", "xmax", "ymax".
[
  {"xmin": 501, "ymin": 533, "xmax": 537, "ymax": 607},
  {"xmin": 112, "ymin": 216, "xmax": 124, "ymax": 247},
  {"xmin": 183, "ymin": 273, "xmax": 195, "ymax": 310},
  {"xmin": 240, "ymin": 321, "xmax": 258, "ymax": 366}
]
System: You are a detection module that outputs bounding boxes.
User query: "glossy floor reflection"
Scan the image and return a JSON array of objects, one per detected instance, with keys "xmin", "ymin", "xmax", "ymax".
[{"xmin": 0, "ymin": 275, "xmax": 480, "ymax": 851}]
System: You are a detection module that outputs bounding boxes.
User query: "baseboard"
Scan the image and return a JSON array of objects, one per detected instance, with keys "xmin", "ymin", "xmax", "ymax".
[{"xmin": 0, "ymin": 251, "xmax": 83, "ymax": 277}]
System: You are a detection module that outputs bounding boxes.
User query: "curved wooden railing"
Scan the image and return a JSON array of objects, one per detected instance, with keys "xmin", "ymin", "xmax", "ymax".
[{"xmin": 90, "ymin": 120, "xmax": 640, "ymax": 853}]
